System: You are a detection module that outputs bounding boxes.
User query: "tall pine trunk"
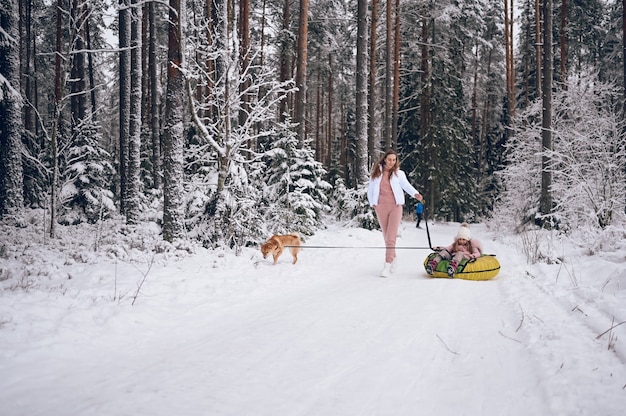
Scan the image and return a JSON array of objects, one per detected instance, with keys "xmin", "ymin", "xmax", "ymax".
[
  {"xmin": 119, "ymin": 0, "xmax": 131, "ymax": 214},
  {"xmin": 70, "ymin": 0, "xmax": 87, "ymax": 124},
  {"xmin": 355, "ymin": 0, "xmax": 369, "ymax": 185},
  {"xmin": 0, "ymin": 0, "xmax": 24, "ymax": 222},
  {"xmin": 49, "ymin": 0, "xmax": 64, "ymax": 238},
  {"xmin": 278, "ymin": 0, "xmax": 291, "ymax": 121},
  {"xmin": 504, "ymin": 0, "xmax": 515, "ymax": 135},
  {"xmin": 212, "ymin": 0, "xmax": 229, "ymax": 196},
  {"xmin": 391, "ymin": 0, "xmax": 400, "ymax": 148},
  {"xmin": 126, "ymin": 0, "xmax": 142, "ymax": 224},
  {"xmin": 540, "ymin": 0, "xmax": 553, "ymax": 221},
  {"xmin": 384, "ymin": 0, "xmax": 392, "ymax": 148},
  {"xmin": 420, "ymin": 15, "xmax": 433, "ymax": 214},
  {"xmin": 535, "ymin": 0, "xmax": 542, "ymax": 95},
  {"xmin": 148, "ymin": 0, "xmax": 161, "ymax": 189},
  {"xmin": 623, "ymin": 0, "xmax": 626, "ymax": 117},
  {"xmin": 238, "ymin": 0, "xmax": 250, "ymax": 137},
  {"xmin": 162, "ymin": 0, "xmax": 185, "ymax": 241},
  {"xmin": 295, "ymin": 0, "xmax": 308, "ymax": 146},
  {"xmin": 368, "ymin": 0, "xmax": 378, "ymax": 164},
  {"xmin": 559, "ymin": 0, "xmax": 567, "ymax": 86},
  {"xmin": 21, "ymin": 0, "xmax": 35, "ymax": 133}
]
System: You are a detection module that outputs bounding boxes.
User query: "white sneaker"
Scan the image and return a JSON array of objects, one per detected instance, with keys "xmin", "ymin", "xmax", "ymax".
[
  {"xmin": 380, "ymin": 262, "xmax": 392, "ymax": 278},
  {"xmin": 390, "ymin": 258, "xmax": 397, "ymax": 273}
]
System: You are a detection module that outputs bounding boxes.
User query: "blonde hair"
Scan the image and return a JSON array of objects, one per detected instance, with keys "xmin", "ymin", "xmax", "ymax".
[{"xmin": 370, "ymin": 149, "xmax": 400, "ymax": 179}]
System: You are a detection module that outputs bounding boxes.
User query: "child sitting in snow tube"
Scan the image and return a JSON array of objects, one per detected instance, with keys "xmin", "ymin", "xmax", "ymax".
[{"xmin": 425, "ymin": 222, "xmax": 482, "ymax": 278}]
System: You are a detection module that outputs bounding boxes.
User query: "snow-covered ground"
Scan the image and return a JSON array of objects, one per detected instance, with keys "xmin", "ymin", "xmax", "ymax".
[{"xmin": 1, "ymin": 215, "xmax": 625, "ymax": 416}]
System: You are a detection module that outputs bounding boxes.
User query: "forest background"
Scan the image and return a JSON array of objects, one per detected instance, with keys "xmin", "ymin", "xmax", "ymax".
[{"xmin": 0, "ymin": 0, "xmax": 625, "ymax": 249}]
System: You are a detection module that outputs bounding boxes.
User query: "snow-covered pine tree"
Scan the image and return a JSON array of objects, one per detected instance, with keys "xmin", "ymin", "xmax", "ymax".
[
  {"xmin": 420, "ymin": 34, "xmax": 475, "ymax": 222},
  {"xmin": 399, "ymin": 0, "xmax": 487, "ymax": 223},
  {"xmin": 58, "ymin": 119, "xmax": 115, "ymax": 224},
  {"xmin": 261, "ymin": 120, "xmax": 331, "ymax": 236}
]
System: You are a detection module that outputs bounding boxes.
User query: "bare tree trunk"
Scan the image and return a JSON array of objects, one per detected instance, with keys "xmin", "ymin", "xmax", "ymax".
[
  {"xmin": 559, "ymin": 0, "xmax": 567, "ymax": 87},
  {"xmin": 259, "ymin": 0, "xmax": 267, "ymax": 68},
  {"xmin": 211, "ymin": 0, "xmax": 230, "ymax": 196},
  {"xmin": 162, "ymin": 0, "xmax": 185, "ymax": 241},
  {"xmin": 540, "ymin": 0, "xmax": 553, "ymax": 220},
  {"xmin": 480, "ymin": 48, "xmax": 493, "ymax": 154},
  {"xmin": 420, "ymin": 13, "xmax": 434, "ymax": 214},
  {"xmin": 119, "ymin": 0, "xmax": 131, "ymax": 214},
  {"xmin": 315, "ymin": 67, "xmax": 321, "ymax": 161},
  {"xmin": 0, "ymin": 0, "xmax": 24, "ymax": 222},
  {"xmin": 504, "ymin": 0, "xmax": 515, "ymax": 133},
  {"xmin": 278, "ymin": 0, "xmax": 291, "ymax": 120},
  {"xmin": 239, "ymin": 0, "xmax": 250, "ymax": 134},
  {"xmin": 391, "ymin": 0, "xmax": 400, "ymax": 148},
  {"xmin": 295, "ymin": 0, "xmax": 308, "ymax": 146},
  {"xmin": 535, "ymin": 0, "xmax": 542, "ymax": 95},
  {"xmin": 419, "ymin": 16, "xmax": 429, "ymax": 141},
  {"xmin": 355, "ymin": 0, "xmax": 369, "ymax": 185},
  {"xmin": 368, "ymin": 0, "xmax": 378, "ymax": 165},
  {"xmin": 204, "ymin": 0, "xmax": 215, "ymax": 122},
  {"xmin": 50, "ymin": 0, "xmax": 64, "ymax": 238},
  {"xmin": 21, "ymin": 0, "xmax": 34, "ymax": 133},
  {"xmin": 70, "ymin": 0, "xmax": 87, "ymax": 123},
  {"xmin": 126, "ymin": 0, "xmax": 142, "ymax": 224},
  {"xmin": 327, "ymin": 53, "xmax": 332, "ymax": 167},
  {"xmin": 471, "ymin": 48, "xmax": 479, "ymax": 172},
  {"xmin": 85, "ymin": 21, "xmax": 97, "ymax": 117},
  {"xmin": 384, "ymin": 0, "xmax": 392, "ymax": 149},
  {"xmin": 623, "ymin": 0, "xmax": 626, "ymax": 212},
  {"xmin": 148, "ymin": 0, "xmax": 161, "ymax": 189}
]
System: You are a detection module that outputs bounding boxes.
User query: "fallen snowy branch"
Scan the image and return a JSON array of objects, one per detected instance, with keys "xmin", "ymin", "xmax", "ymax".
[
  {"xmin": 516, "ymin": 304, "xmax": 525, "ymax": 332},
  {"xmin": 131, "ymin": 254, "xmax": 156, "ymax": 306},
  {"xmin": 498, "ymin": 331, "xmax": 522, "ymax": 343},
  {"xmin": 436, "ymin": 334, "xmax": 459, "ymax": 355}
]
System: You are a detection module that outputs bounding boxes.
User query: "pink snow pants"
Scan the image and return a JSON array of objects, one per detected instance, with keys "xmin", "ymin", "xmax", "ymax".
[{"xmin": 375, "ymin": 204, "xmax": 403, "ymax": 263}]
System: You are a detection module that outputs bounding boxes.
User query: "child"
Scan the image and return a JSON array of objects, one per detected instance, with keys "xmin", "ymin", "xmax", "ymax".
[
  {"xmin": 425, "ymin": 223, "xmax": 482, "ymax": 277},
  {"xmin": 415, "ymin": 200, "xmax": 424, "ymax": 228}
]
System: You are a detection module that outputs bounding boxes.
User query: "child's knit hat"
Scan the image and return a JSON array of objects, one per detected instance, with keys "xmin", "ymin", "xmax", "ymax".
[{"xmin": 456, "ymin": 223, "xmax": 471, "ymax": 241}]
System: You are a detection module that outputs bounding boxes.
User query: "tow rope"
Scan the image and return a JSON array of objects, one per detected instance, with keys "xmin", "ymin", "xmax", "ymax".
[{"xmin": 286, "ymin": 245, "xmax": 432, "ymax": 249}]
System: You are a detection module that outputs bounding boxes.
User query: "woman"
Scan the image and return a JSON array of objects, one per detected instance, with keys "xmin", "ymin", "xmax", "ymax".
[{"xmin": 367, "ymin": 149, "xmax": 423, "ymax": 277}]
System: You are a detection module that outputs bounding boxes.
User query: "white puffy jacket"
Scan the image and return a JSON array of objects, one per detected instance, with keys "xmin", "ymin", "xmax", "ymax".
[{"xmin": 367, "ymin": 169, "xmax": 420, "ymax": 206}]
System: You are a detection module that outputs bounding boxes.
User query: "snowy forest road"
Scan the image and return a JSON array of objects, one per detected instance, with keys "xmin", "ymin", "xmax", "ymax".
[{"xmin": 1, "ymin": 222, "xmax": 625, "ymax": 416}]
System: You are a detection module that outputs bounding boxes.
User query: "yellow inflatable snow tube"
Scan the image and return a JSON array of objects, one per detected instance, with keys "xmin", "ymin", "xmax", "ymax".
[{"xmin": 423, "ymin": 255, "xmax": 500, "ymax": 281}]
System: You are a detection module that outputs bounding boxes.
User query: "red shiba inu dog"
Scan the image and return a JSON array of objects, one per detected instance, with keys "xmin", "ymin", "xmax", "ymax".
[{"xmin": 260, "ymin": 233, "xmax": 301, "ymax": 265}]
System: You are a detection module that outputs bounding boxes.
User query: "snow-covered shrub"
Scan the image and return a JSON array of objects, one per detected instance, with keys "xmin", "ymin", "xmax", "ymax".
[
  {"xmin": 496, "ymin": 74, "xmax": 626, "ymax": 233},
  {"xmin": 184, "ymin": 160, "xmax": 266, "ymax": 251},
  {"xmin": 328, "ymin": 178, "xmax": 377, "ymax": 229},
  {"xmin": 548, "ymin": 79, "xmax": 626, "ymax": 230}
]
